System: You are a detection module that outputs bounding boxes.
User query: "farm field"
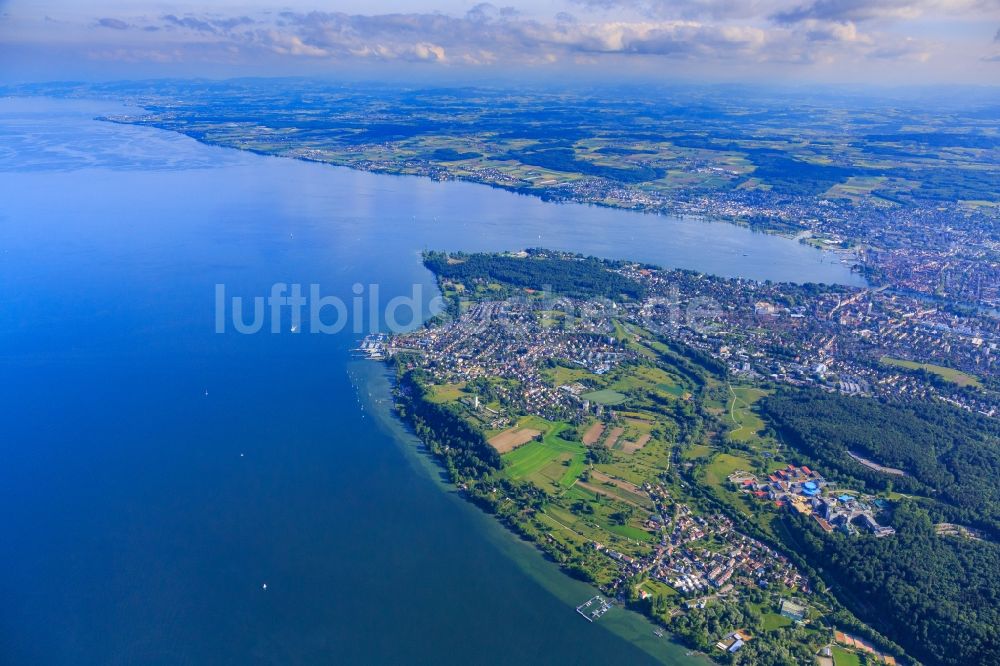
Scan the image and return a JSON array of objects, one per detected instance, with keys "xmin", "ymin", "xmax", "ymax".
[
  {"xmin": 501, "ymin": 419, "xmax": 585, "ymax": 491},
  {"xmin": 581, "ymin": 421, "xmax": 605, "ymax": 445},
  {"xmin": 488, "ymin": 426, "xmax": 541, "ymax": 453},
  {"xmin": 602, "ymin": 426, "xmax": 625, "ymax": 449}
]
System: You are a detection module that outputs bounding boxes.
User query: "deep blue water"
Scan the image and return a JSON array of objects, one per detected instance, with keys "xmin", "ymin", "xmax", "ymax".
[{"xmin": 0, "ymin": 97, "xmax": 862, "ymax": 665}]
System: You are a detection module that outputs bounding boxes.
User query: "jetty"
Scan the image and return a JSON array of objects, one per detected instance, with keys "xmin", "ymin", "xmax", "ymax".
[{"xmin": 576, "ymin": 596, "xmax": 611, "ymax": 622}]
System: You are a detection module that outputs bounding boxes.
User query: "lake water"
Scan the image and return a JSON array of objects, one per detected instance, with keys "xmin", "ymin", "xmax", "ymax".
[{"xmin": 0, "ymin": 97, "xmax": 862, "ymax": 665}]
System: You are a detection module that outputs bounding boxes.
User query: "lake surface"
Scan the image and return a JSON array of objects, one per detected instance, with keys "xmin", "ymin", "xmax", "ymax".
[{"xmin": 0, "ymin": 97, "xmax": 862, "ymax": 665}]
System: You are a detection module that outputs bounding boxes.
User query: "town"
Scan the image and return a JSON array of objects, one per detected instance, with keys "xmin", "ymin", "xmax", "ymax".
[{"xmin": 377, "ymin": 250, "xmax": 997, "ymax": 418}]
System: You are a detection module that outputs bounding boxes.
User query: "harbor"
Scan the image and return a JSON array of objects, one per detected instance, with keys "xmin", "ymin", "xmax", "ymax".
[{"xmin": 355, "ymin": 333, "xmax": 390, "ymax": 360}]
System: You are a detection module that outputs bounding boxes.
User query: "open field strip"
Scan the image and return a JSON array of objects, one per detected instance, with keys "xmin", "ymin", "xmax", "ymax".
[
  {"xmin": 603, "ymin": 427, "xmax": 625, "ymax": 449},
  {"xmin": 582, "ymin": 421, "xmax": 605, "ymax": 445}
]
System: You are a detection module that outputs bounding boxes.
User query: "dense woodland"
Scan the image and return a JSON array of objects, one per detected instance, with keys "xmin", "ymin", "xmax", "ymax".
[
  {"xmin": 423, "ymin": 250, "xmax": 646, "ymax": 300},
  {"xmin": 787, "ymin": 503, "xmax": 1000, "ymax": 666}
]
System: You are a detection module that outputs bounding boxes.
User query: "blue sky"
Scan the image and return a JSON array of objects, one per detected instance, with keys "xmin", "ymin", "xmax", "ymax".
[{"xmin": 2, "ymin": 1, "xmax": 999, "ymax": 83}]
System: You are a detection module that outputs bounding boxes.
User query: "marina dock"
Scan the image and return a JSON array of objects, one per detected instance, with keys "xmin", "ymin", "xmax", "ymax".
[{"xmin": 576, "ymin": 596, "xmax": 611, "ymax": 622}]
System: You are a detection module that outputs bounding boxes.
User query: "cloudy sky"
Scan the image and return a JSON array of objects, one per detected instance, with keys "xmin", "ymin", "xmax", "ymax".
[{"xmin": 2, "ymin": 1, "xmax": 999, "ymax": 84}]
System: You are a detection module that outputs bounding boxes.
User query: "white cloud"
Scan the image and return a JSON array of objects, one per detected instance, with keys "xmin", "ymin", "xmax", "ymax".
[{"xmin": 3, "ymin": 1, "xmax": 999, "ymax": 81}]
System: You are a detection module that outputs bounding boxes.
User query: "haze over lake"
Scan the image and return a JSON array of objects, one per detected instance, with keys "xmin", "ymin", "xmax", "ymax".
[{"xmin": 0, "ymin": 98, "xmax": 861, "ymax": 665}]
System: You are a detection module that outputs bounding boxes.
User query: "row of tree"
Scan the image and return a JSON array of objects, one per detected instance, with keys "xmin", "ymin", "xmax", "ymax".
[{"xmin": 393, "ymin": 369, "xmax": 500, "ymax": 481}]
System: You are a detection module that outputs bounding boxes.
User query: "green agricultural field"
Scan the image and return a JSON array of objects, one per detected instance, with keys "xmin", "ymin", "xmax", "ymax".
[
  {"xmin": 585, "ymin": 472, "xmax": 653, "ymax": 509},
  {"xmin": 501, "ymin": 420, "xmax": 586, "ymax": 490},
  {"xmin": 880, "ymin": 356, "xmax": 980, "ymax": 387},
  {"xmin": 535, "ymin": 511, "xmax": 589, "ymax": 547},
  {"xmin": 593, "ymin": 459, "xmax": 652, "ymax": 487},
  {"xmin": 606, "ymin": 522, "xmax": 654, "ymax": 542},
  {"xmin": 550, "ymin": 492, "xmax": 654, "ymax": 550},
  {"xmin": 502, "ymin": 438, "xmax": 576, "ymax": 482},
  {"xmin": 582, "ymin": 389, "xmax": 628, "ymax": 405}
]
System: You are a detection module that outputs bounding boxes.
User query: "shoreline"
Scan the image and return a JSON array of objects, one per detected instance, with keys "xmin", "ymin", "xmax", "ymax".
[{"xmin": 106, "ymin": 110, "xmax": 859, "ymax": 270}]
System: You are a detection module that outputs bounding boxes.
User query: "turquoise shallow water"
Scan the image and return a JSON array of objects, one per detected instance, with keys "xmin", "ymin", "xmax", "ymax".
[{"xmin": 0, "ymin": 97, "xmax": 860, "ymax": 665}]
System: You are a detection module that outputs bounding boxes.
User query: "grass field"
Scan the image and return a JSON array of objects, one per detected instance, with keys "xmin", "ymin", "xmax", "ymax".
[
  {"xmin": 606, "ymin": 523, "xmax": 654, "ymax": 542},
  {"xmin": 426, "ymin": 382, "xmax": 467, "ymax": 404},
  {"xmin": 639, "ymin": 579, "xmax": 678, "ymax": 599},
  {"xmin": 831, "ymin": 646, "xmax": 862, "ymax": 666},
  {"xmin": 549, "ymin": 486, "xmax": 655, "ymax": 547},
  {"xmin": 582, "ymin": 389, "xmax": 627, "ymax": 406},
  {"xmin": 880, "ymin": 356, "xmax": 980, "ymax": 387},
  {"xmin": 682, "ymin": 444, "xmax": 713, "ymax": 460},
  {"xmin": 726, "ymin": 385, "xmax": 769, "ymax": 442},
  {"xmin": 545, "ymin": 365, "xmax": 597, "ymax": 386},
  {"xmin": 608, "ymin": 365, "xmax": 687, "ymax": 400},
  {"xmin": 701, "ymin": 452, "xmax": 762, "ymax": 521},
  {"xmin": 761, "ymin": 612, "xmax": 793, "ymax": 631},
  {"xmin": 704, "ymin": 453, "xmax": 754, "ymax": 489}
]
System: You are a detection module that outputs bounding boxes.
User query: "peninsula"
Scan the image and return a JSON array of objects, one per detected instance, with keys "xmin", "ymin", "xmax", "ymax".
[{"xmin": 371, "ymin": 249, "xmax": 1000, "ymax": 666}]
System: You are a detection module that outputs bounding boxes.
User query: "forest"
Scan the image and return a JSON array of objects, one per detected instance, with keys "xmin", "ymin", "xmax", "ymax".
[
  {"xmin": 761, "ymin": 390, "xmax": 1000, "ymax": 666},
  {"xmin": 787, "ymin": 503, "xmax": 1000, "ymax": 666},
  {"xmin": 423, "ymin": 250, "xmax": 646, "ymax": 300}
]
